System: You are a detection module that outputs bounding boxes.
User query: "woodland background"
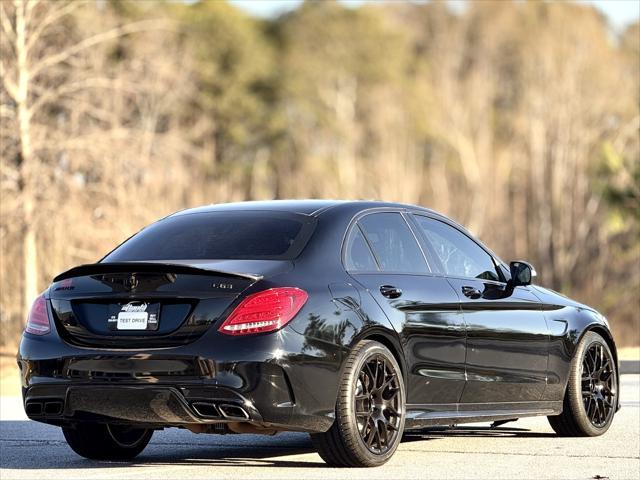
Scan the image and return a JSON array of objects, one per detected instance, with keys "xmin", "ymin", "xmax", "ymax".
[{"xmin": 1, "ymin": 0, "xmax": 638, "ymax": 348}]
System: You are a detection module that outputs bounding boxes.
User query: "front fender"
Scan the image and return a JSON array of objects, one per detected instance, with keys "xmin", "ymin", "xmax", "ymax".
[{"xmin": 542, "ymin": 300, "xmax": 618, "ymax": 403}]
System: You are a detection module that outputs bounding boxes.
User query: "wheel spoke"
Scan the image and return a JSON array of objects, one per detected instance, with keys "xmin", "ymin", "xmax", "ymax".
[
  {"xmin": 597, "ymin": 399, "xmax": 604, "ymax": 424},
  {"xmin": 381, "ymin": 375, "xmax": 393, "ymax": 390},
  {"xmin": 361, "ymin": 415, "xmax": 372, "ymax": 436},
  {"xmin": 377, "ymin": 359, "xmax": 385, "ymax": 389},
  {"xmin": 598, "ymin": 399, "xmax": 607, "ymax": 424},
  {"xmin": 365, "ymin": 362, "xmax": 376, "ymax": 387},
  {"xmin": 386, "ymin": 406, "xmax": 400, "ymax": 417},
  {"xmin": 592, "ymin": 350, "xmax": 598, "ymax": 371},
  {"xmin": 379, "ymin": 420, "xmax": 388, "ymax": 446},
  {"xmin": 366, "ymin": 420, "xmax": 376, "ymax": 446},
  {"xmin": 598, "ymin": 344, "xmax": 604, "ymax": 371},
  {"xmin": 385, "ymin": 386, "xmax": 400, "ymax": 401},
  {"xmin": 373, "ymin": 360, "xmax": 381, "ymax": 388},
  {"xmin": 584, "ymin": 397, "xmax": 592, "ymax": 417}
]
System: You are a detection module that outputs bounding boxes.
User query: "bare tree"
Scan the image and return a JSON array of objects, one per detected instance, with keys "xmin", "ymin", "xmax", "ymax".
[
  {"xmin": 0, "ymin": 0, "xmax": 637, "ymax": 346},
  {"xmin": 515, "ymin": 2, "xmax": 633, "ymax": 290},
  {"xmin": 0, "ymin": 0, "xmax": 175, "ymax": 322}
]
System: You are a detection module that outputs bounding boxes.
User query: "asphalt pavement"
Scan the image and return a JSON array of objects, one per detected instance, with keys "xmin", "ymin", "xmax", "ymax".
[{"xmin": 1, "ymin": 375, "xmax": 638, "ymax": 480}]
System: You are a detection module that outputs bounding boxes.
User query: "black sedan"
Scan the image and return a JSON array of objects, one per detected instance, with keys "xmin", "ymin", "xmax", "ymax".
[{"xmin": 18, "ymin": 200, "xmax": 619, "ymax": 467}]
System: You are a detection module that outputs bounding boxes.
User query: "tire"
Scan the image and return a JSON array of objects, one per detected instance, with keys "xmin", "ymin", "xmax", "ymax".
[
  {"xmin": 62, "ymin": 422, "xmax": 153, "ymax": 460},
  {"xmin": 311, "ymin": 340, "xmax": 406, "ymax": 467},
  {"xmin": 548, "ymin": 331, "xmax": 617, "ymax": 437}
]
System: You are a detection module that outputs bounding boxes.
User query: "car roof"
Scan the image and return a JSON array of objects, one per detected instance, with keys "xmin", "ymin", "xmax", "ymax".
[
  {"xmin": 172, "ymin": 199, "xmax": 439, "ymax": 217},
  {"xmin": 172, "ymin": 200, "xmax": 343, "ymax": 216}
]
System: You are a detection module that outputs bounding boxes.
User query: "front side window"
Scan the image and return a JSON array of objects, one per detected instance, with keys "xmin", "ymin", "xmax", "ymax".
[
  {"xmin": 358, "ymin": 213, "xmax": 428, "ymax": 273},
  {"xmin": 103, "ymin": 211, "xmax": 315, "ymax": 261},
  {"xmin": 413, "ymin": 215, "xmax": 500, "ymax": 281}
]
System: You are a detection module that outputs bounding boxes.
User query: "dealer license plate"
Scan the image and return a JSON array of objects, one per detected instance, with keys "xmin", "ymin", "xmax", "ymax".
[{"xmin": 116, "ymin": 311, "xmax": 148, "ymax": 330}]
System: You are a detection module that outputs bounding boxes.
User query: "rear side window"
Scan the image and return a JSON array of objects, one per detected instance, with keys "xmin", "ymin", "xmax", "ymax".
[
  {"xmin": 413, "ymin": 215, "xmax": 500, "ymax": 281},
  {"xmin": 344, "ymin": 226, "xmax": 378, "ymax": 271},
  {"xmin": 103, "ymin": 211, "xmax": 315, "ymax": 261},
  {"xmin": 358, "ymin": 213, "xmax": 428, "ymax": 273}
]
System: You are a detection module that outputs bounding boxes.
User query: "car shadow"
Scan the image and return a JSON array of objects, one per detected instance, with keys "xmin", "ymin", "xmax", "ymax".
[
  {"xmin": 402, "ymin": 425, "xmax": 557, "ymax": 442},
  {"xmin": 0, "ymin": 421, "xmax": 321, "ymax": 470},
  {"xmin": 1, "ymin": 420, "xmax": 556, "ymax": 470}
]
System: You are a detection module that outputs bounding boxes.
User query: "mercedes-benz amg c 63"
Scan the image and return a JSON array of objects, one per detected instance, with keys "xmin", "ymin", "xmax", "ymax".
[{"xmin": 18, "ymin": 200, "xmax": 619, "ymax": 467}]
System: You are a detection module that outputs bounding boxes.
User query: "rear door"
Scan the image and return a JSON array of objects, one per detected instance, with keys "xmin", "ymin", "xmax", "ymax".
[
  {"xmin": 344, "ymin": 211, "xmax": 466, "ymax": 405},
  {"xmin": 412, "ymin": 214, "xmax": 549, "ymax": 403}
]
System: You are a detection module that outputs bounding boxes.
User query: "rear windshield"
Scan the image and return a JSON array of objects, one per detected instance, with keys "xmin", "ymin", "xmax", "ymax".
[{"xmin": 102, "ymin": 211, "xmax": 316, "ymax": 261}]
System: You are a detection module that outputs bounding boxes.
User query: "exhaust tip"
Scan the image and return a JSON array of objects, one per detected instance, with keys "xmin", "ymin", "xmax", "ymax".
[
  {"xmin": 191, "ymin": 402, "xmax": 220, "ymax": 418},
  {"xmin": 44, "ymin": 400, "xmax": 63, "ymax": 415},
  {"xmin": 25, "ymin": 401, "xmax": 43, "ymax": 416},
  {"xmin": 218, "ymin": 403, "xmax": 249, "ymax": 420}
]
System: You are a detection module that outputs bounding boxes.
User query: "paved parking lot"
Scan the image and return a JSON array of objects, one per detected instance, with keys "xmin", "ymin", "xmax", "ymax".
[{"xmin": 1, "ymin": 375, "xmax": 638, "ymax": 480}]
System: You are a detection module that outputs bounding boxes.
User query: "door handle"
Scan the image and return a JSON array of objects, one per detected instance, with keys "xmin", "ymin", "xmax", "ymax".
[
  {"xmin": 461, "ymin": 286, "xmax": 482, "ymax": 299},
  {"xmin": 380, "ymin": 285, "xmax": 402, "ymax": 299}
]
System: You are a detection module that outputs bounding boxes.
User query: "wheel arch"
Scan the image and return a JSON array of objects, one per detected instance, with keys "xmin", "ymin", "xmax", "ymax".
[
  {"xmin": 577, "ymin": 323, "xmax": 621, "ymax": 411},
  {"xmin": 580, "ymin": 324, "xmax": 618, "ymax": 368},
  {"xmin": 351, "ymin": 328, "xmax": 407, "ymax": 386}
]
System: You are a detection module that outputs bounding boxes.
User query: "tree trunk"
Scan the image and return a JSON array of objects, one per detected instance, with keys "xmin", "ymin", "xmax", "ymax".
[{"xmin": 15, "ymin": 0, "xmax": 38, "ymax": 318}]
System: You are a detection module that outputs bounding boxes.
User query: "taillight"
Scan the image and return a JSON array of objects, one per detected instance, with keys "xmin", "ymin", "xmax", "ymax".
[
  {"xmin": 25, "ymin": 295, "xmax": 51, "ymax": 335},
  {"xmin": 218, "ymin": 287, "xmax": 308, "ymax": 336}
]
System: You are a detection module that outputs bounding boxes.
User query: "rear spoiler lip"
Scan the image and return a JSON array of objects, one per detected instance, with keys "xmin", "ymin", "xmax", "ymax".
[{"xmin": 52, "ymin": 261, "xmax": 263, "ymax": 283}]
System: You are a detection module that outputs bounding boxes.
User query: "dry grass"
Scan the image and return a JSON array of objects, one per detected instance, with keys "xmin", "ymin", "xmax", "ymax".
[
  {"xmin": 0, "ymin": 353, "xmax": 21, "ymax": 397},
  {"xmin": 618, "ymin": 346, "xmax": 640, "ymax": 361}
]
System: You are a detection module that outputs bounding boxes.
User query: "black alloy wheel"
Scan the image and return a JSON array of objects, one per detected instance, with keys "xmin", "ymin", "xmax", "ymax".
[
  {"xmin": 311, "ymin": 340, "xmax": 406, "ymax": 467},
  {"xmin": 548, "ymin": 331, "xmax": 617, "ymax": 437},
  {"xmin": 581, "ymin": 341, "xmax": 616, "ymax": 428},
  {"xmin": 354, "ymin": 354, "xmax": 403, "ymax": 454}
]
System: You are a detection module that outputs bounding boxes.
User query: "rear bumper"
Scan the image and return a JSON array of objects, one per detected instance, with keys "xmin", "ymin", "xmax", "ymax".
[
  {"xmin": 18, "ymin": 325, "xmax": 346, "ymax": 433},
  {"xmin": 24, "ymin": 384, "xmax": 263, "ymax": 427}
]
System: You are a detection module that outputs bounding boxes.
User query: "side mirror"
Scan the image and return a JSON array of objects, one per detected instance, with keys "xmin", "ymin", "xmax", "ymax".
[{"xmin": 509, "ymin": 261, "xmax": 536, "ymax": 287}]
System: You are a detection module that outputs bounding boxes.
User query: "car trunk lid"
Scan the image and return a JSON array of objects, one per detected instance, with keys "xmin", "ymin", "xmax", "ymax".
[{"xmin": 48, "ymin": 260, "xmax": 291, "ymax": 348}]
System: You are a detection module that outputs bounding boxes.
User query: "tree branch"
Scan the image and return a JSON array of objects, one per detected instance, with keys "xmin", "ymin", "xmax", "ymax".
[
  {"xmin": 0, "ymin": 2, "xmax": 16, "ymax": 44},
  {"xmin": 31, "ymin": 18, "xmax": 172, "ymax": 79},
  {"xmin": 26, "ymin": 1, "xmax": 80, "ymax": 52},
  {"xmin": 0, "ymin": 58, "xmax": 19, "ymax": 102},
  {"xmin": 28, "ymin": 77, "xmax": 140, "ymax": 120}
]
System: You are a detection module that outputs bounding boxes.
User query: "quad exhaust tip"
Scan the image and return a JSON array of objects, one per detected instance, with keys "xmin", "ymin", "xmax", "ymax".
[
  {"xmin": 25, "ymin": 399, "xmax": 64, "ymax": 416},
  {"xmin": 190, "ymin": 401, "xmax": 249, "ymax": 420}
]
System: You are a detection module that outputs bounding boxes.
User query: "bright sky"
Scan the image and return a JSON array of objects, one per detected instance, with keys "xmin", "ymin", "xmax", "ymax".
[{"xmin": 229, "ymin": 0, "xmax": 640, "ymax": 30}]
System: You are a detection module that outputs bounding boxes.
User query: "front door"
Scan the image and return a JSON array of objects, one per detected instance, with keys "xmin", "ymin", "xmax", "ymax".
[{"xmin": 411, "ymin": 214, "xmax": 549, "ymax": 404}]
